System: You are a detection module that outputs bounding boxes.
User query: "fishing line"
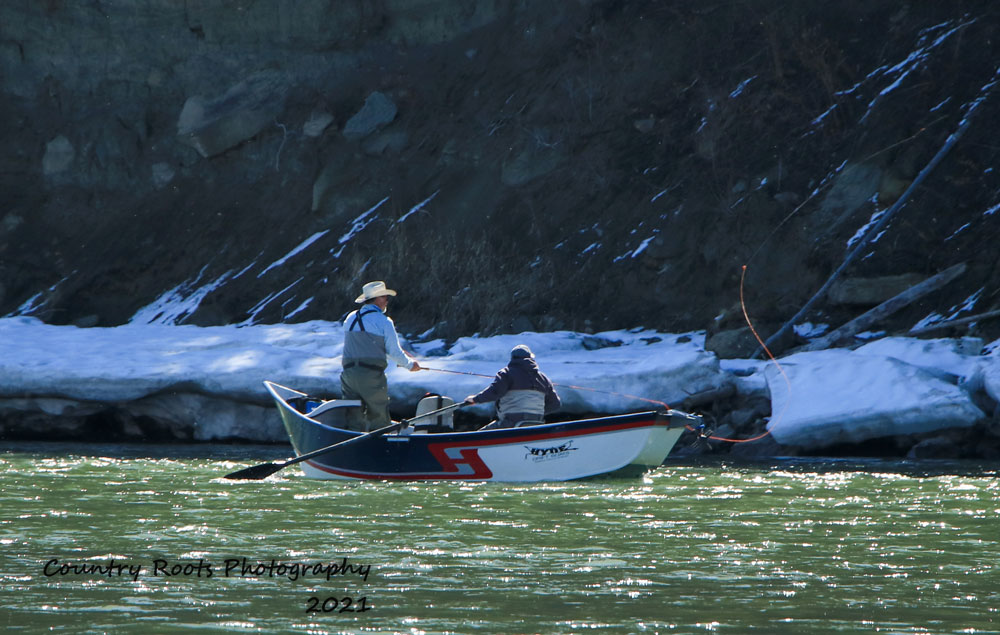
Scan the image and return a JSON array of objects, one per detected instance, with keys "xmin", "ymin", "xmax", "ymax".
[
  {"xmin": 421, "ymin": 273, "xmax": 786, "ymax": 445},
  {"xmin": 707, "ymin": 264, "xmax": 788, "ymax": 443},
  {"xmin": 422, "ymin": 367, "xmax": 670, "ymax": 409},
  {"xmin": 425, "ymin": 366, "xmax": 768, "ymax": 443},
  {"xmin": 733, "ymin": 119, "xmax": 951, "ymax": 441},
  {"xmin": 733, "ymin": 117, "xmax": 941, "ymax": 441},
  {"xmin": 741, "ymin": 264, "xmax": 791, "ymax": 400}
]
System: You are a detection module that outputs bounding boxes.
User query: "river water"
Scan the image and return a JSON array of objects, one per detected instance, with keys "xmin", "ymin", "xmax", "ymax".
[{"xmin": 1, "ymin": 442, "xmax": 998, "ymax": 634}]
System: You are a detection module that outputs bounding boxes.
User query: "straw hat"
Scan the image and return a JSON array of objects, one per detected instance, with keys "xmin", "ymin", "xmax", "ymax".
[{"xmin": 355, "ymin": 281, "xmax": 398, "ymax": 303}]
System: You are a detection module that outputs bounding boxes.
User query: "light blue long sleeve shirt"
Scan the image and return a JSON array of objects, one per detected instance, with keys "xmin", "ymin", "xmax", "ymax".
[{"xmin": 343, "ymin": 305, "xmax": 416, "ymax": 369}]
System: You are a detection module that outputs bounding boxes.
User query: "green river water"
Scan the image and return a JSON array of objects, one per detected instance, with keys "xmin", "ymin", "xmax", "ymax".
[{"xmin": 1, "ymin": 442, "xmax": 998, "ymax": 634}]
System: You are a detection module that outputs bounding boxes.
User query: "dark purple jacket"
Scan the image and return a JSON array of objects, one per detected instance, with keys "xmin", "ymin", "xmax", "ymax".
[{"xmin": 470, "ymin": 357, "xmax": 561, "ymax": 421}]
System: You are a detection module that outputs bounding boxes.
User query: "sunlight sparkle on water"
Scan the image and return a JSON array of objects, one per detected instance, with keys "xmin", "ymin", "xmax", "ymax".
[{"xmin": 4, "ymin": 447, "xmax": 999, "ymax": 633}]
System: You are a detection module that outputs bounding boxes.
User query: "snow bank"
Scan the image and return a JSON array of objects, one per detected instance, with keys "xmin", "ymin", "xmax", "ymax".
[
  {"xmin": 1, "ymin": 316, "xmax": 996, "ymax": 448},
  {"xmin": 0, "ymin": 318, "xmax": 726, "ymax": 440},
  {"xmin": 0, "ymin": 317, "xmax": 341, "ymax": 402},
  {"xmin": 765, "ymin": 346, "xmax": 985, "ymax": 449}
]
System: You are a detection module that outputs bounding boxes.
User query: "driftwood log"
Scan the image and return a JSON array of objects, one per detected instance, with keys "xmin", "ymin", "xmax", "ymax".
[
  {"xmin": 679, "ymin": 383, "xmax": 735, "ymax": 411},
  {"xmin": 908, "ymin": 307, "xmax": 1000, "ymax": 336},
  {"xmin": 798, "ymin": 262, "xmax": 967, "ymax": 352},
  {"xmin": 760, "ymin": 82, "xmax": 994, "ymax": 357}
]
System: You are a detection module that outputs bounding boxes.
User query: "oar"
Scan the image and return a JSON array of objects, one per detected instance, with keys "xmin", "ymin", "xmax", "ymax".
[{"xmin": 223, "ymin": 402, "xmax": 465, "ymax": 481}]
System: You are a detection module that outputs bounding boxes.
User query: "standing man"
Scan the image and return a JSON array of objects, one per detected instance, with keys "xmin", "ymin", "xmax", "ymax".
[
  {"xmin": 463, "ymin": 344, "xmax": 560, "ymax": 429},
  {"xmin": 341, "ymin": 281, "xmax": 422, "ymax": 431}
]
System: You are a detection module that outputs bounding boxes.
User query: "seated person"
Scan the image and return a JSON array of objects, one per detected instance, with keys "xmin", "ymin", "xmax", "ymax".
[{"xmin": 463, "ymin": 345, "xmax": 560, "ymax": 429}]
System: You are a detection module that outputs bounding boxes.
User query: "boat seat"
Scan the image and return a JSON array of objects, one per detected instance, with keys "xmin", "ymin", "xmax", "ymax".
[{"xmin": 307, "ymin": 399, "xmax": 362, "ymax": 417}]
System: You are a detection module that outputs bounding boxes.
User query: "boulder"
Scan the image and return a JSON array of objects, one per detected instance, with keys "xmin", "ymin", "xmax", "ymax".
[
  {"xmin": 342, "ymin": 92, "xmax": 397, "ymax": 140},
  {"xmin": 177, "ymin": 73, "xmax": 288, "ymax": 158},
  {"xmin": 501, "ymin": 145, "xmax": 565, "ymax": 186},
  {"xmin": 812, "ymin": 162, "xmax": 882, "ymax": 236},
  {"xmin": 581, "ymin": 335, "xmax": 622, "ymax": 350},
  {"xmin": 705, "ymin": 327, "xmax": 757, "ymax": 359},
  {"xmin": 828, "ymin": 273, "xmax": 926, "ymax": 306},
  {"xmin": 633, "ymin": 116, "xmax": 655, "ymax": 133},
  {"xmin": 42, "ymin": 135, "xmax": 75, "ymax": 175},
  {"xmin": 151, "ymin": 162, "xmax": 175, "ymax": 189},
  {"xmin": 906, "ymin": 433, "xmax": 963, "ymax": 459},
  {"xmin": 303, "ymin": 109, "xmax": 335, "ymax": 137},
  {"xmin": 500, "ymin": 127, "xmax": 566, "ymax": 187},
  {"xmin": 363, "ymin": 130, "xmax": 409, "ymax": 155}
]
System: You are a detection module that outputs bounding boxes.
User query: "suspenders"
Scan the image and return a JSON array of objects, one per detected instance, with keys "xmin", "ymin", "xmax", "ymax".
[
  {"xmin": 350, "ymin": 307, "xmax": 380, "ymax": 332},
  {"xmin": 344, "ymin": 307, "xmax": 387, "ymax": 371}
]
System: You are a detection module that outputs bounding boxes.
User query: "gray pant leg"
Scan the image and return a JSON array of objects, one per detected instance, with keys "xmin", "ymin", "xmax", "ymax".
[{"xmin": 340, "ymin": 367, "xmax": 391, "ymax": 431}]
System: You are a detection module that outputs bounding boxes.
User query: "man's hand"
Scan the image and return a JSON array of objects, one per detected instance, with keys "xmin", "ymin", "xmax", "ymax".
[
  {"xmin": 409, "ymin": 360, "xmax": 423, "ymax": 372},
  {"xmin": 463, "ymin": 396, "xmax": 475, "ymax": 405}
]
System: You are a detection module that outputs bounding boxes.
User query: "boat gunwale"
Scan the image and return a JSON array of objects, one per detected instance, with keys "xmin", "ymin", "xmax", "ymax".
[{"xmin": 266, "ymin": 379, "xmax": 687, "ymax": 443}]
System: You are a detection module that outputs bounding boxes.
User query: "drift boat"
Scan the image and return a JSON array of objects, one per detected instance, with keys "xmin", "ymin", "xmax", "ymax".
[{"xmin": 262, "ymin": 380, "xmax": 699, "ymax": 482}]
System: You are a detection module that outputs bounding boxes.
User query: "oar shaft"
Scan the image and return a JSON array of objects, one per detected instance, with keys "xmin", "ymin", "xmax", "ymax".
[
  {"xmin": 223, "ymin": 403, "xmax": 467, "ymax": 480},
  {"xmin": 282, "ymin": 421, "xmax": 401, "ymax": 468},
  {"xmin": 402, "ymin": 401, "xmax": 463, "ymax": 426}
]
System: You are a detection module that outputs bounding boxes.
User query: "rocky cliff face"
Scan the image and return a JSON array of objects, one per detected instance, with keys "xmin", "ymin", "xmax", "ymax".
[{"xmin": 3, "ymin": 0, "xmax": 1000, "ymax": 349}]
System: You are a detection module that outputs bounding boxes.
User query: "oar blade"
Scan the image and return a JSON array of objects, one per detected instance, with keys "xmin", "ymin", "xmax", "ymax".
[
  {"xmin": 223, "ymin": 462, "xmax": 285, "ymax": 481},
  {"xmin": 220, "ymin": 420, "xmax": 407, "ymax": 480}
]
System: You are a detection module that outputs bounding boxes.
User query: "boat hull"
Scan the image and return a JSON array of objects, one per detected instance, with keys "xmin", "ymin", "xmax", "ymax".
[{"xmin": 264, "ymin": 381, "xmax": 695, "ymax": 482}]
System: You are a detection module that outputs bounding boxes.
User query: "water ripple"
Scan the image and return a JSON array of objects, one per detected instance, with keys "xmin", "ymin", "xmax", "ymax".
[{"xmin": 2, "ymin": 446, "xmax": 999, "ymax": 633}]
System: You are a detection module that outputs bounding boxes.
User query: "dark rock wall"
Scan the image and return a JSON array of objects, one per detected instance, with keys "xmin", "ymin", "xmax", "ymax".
[{"xmin": 3, "ymin": 0, "xmax": 1000, "ymax": 344}]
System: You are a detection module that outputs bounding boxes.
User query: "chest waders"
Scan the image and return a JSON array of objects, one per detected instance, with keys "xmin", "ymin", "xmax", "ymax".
[
  {"xmin": 340, "ymin": 308, "xmax": 390, "ymax": 430},
  {"xmin": 342, "ymin": 308, "xmax": 389, "ymax": 370}
]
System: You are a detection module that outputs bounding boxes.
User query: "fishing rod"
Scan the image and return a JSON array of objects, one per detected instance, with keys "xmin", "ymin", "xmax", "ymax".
[
  {"xmin": 420, "ymin": 366, "xmax": 670, "ymax": 409},
  {"xmin": 421, "ymin": 366, "xmax": 770, "ymax": 444}
]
